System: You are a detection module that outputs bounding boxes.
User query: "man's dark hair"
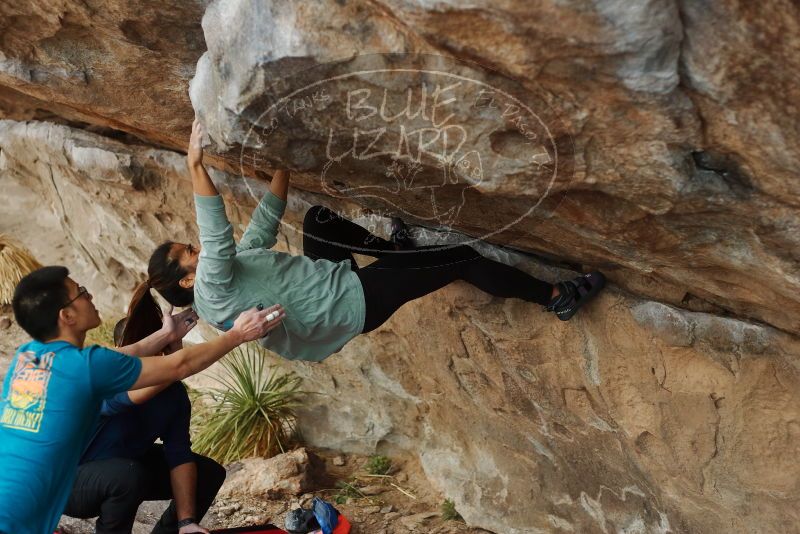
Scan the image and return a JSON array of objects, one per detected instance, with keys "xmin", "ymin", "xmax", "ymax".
[{"xmin": 12, "ymin": 266, "xmax": 70, "ymax": 342}]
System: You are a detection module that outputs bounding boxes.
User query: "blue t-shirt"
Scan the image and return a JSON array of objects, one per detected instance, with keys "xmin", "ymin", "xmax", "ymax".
[
  {"xmin": 82, "ymin": 382, "xmax": 193, "ymax": 469},
  {"xmin": 0, "ymin": 340, "xmax": 142, "ymax": 534}
]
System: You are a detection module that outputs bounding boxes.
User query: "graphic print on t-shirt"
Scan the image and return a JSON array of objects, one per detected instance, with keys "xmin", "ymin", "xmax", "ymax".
[{"xmin": 1, "ymin": 351, "xmax": 55, "ymax": 432}]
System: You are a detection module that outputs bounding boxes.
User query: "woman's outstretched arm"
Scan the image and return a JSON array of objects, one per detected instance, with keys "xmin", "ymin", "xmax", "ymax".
[
  {"xmin": 239, "ymin": 169, "xmax": 290, "ymax": 251},
  {"xmin": 186, "ymin": 119, "xmax": 236, "ymax": 287},
  {"xmin": 187, "ymin": 118, "xmax": 218, "ymax": 197},
  {"xmin": 270, "ymin": 169, "xmax": 290, "ymax": 202}
]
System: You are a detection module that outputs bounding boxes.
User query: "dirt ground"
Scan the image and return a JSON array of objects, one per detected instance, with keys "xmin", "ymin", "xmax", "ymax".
[
  {"xmin": 57, "ymin": 446, "xmax": 491, "ymax": 534},
  {"xmin": 181, "ymin": 451, "xmax": 490, "ymax": 534}
]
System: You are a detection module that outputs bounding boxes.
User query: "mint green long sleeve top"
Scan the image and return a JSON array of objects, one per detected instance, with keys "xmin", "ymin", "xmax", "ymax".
[{"xmin": 192, "ymin": 192, "xmax": 366, "ymax": 362}]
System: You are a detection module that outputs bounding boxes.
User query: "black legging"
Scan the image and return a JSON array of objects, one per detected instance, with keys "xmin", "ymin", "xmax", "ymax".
[
  {"xmin": 302, "ymin": 206, "xmax": 554, "ymax": 333},
  {"xmin": 64, "ymin": 445, "xmax": 225, "ymax": 534}
]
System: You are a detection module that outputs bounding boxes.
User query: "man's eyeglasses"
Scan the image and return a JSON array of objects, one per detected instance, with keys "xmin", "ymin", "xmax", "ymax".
[{"xmin": 62, "ymin": 286, "xmax": 89, "ymax": 309}]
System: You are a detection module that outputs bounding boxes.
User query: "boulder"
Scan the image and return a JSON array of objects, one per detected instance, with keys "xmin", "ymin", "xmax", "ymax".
[
  {"xmin": 1, "ymin": 0, "xmax": 800, "ymax": 531},
  {"xmin": 4, "ymin": 120, "xmax": 800, "ymax": 532},
  {"xmin": 218, "ymin": 448, "xmax": 324, "ymax": 499},
  {"xmin": 0, "ymin": 0, "xmax": 798, "ymax": 333}
]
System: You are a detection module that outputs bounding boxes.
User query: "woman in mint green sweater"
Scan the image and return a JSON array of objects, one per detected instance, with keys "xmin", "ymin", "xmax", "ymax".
[{"xmin": 132, "ymin": 121, "xmax": 605, "ymax": 362}]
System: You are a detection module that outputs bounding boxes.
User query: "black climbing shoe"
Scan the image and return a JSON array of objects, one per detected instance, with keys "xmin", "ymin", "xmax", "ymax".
[
  {"xmin": 544, "ymin": 271, "xmax": 606, "ymax": 321},
  {"xmin": 390, "ymin": 217, "xmax": 415, "ymax": 250}
]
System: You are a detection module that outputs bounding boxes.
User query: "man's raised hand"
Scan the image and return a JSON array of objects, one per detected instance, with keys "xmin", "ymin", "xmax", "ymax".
[
  {"xmin": 161, "ymin": 307, "xmax": 199, "ymax": 344},
  {"xmin": 229, "ymin": 304, "xmax": 286, "ymax": 343}
]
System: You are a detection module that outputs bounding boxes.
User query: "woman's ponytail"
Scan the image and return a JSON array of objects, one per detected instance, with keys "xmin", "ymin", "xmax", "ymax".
[{"xmin": 119, "ymin": 279, "xmax": 163, "ymax": 347}]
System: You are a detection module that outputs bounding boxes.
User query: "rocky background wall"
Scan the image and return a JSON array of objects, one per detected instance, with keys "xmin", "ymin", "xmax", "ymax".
[{"xmin": 1, "ymin": 1, "xmax": 799, "ymax": 533}]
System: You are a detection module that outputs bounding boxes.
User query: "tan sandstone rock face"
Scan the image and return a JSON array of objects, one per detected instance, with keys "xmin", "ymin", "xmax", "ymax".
[
  {"xmin": 0, "ymin": 120, "xmax": 199, "ymax": 310},
  {"xmin": 3, "ymin": 121, "xmax": 800, "ymax": 533},
  {"xmin": 0, "ymin": 0, "xmax": 799, "ymax": 336}
]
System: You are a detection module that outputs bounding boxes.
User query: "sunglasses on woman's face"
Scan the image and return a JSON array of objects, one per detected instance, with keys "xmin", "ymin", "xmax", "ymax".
[{"xmin": 61, "ymin": 286, "xmax": 89, "ymax": 309}]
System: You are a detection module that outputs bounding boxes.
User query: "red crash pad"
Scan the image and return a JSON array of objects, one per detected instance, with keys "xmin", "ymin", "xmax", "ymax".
[
  {"xmin": 209, "ymin": 513, "xmax": 350, "ymax": 534},
  {"xmin": 333, "ymin": 514, "xmax": 351, "ymax": 533}
]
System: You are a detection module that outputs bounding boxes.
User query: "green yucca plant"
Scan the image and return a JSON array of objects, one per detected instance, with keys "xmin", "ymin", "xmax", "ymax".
[
  {"xmin": 441, "ymin": 499, "xmax": 463, "ymax": 521},
  {"xmin": 192, "ymin": 342, "xmax": 303, "ymax": 464},
  {"xmin": 365, "ymin": 455, "xmax": 392, "ymax": 475}
]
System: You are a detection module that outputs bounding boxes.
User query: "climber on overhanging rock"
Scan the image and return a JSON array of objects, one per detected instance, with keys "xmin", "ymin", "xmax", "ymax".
[{"xmin": 134, "ymin": 119, "xmax": 606, "ymax": 362}]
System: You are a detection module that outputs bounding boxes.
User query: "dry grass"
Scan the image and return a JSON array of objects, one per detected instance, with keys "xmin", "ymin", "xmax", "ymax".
[
  {"xmin": 0, "ymin": 235, "xmax": 42, "ymax": 305},
  {"xmin": 84, "ymin": 317, "xmax": 122, "ymax": 347}
]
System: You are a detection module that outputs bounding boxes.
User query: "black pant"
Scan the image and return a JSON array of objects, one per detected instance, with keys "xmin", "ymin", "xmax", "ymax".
[
  {"xmin": 302, "ymin": 206, "xmax": 553, "ymax": 333},
  {"xmin": 64, "ymin": 445, "xmax": 226, "ymax": 534}
]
